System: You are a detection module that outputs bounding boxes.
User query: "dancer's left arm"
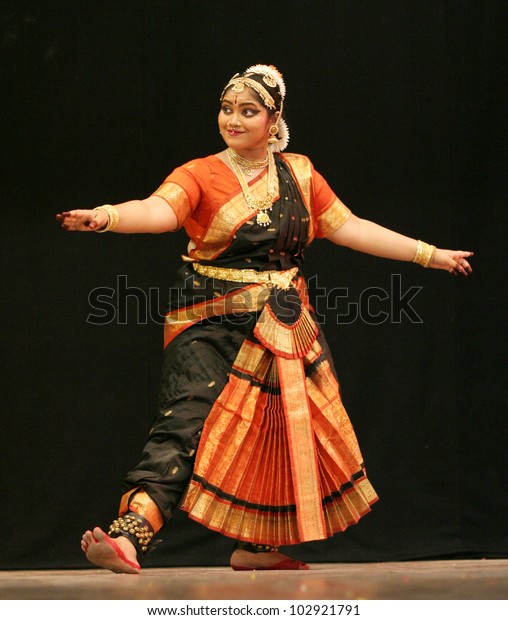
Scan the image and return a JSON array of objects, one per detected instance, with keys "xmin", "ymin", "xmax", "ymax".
[{"xmin": 327, "ymin": 214, "xmax": 473, "ymax": 276}]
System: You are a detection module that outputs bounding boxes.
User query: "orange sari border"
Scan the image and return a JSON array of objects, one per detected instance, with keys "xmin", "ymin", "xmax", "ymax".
[
  {"xmin": 119, "ymin": 488, "xmax": 165, "ymax": 533},
  {"xmin": 316, "ymin": 197, "xmax": 352, "ymax": 238},
  {"xmin": 182, "ymin": 475, "xmax": 377, "ymax": 546},
  {"xmin": 277, "ymin": 356, "xmax": 327, "ymax": 541},
  {"xmin": 194, "ymin": 170, "xmax": 273, "ymax": 262},
  {"xmin": 163, "ymin": 283, "xmax": 269, "ymax": 348},
  {"xmin": 279, "ymin": 154, "xmax": 315, "ymax": 242}
]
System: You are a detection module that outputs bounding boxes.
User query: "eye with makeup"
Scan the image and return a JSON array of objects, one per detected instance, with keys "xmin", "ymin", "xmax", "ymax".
[
  {"xmin": 242, "ymin": 108, "xmax": 259, "ymax": 117},
  {"xmin": 220, "ymin": 104, "xmax": 260, "ymax": 117}
]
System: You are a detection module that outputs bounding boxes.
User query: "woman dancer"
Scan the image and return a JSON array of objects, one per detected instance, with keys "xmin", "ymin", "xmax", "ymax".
[{"xmin": 57, "ymin": 64, "xmax": 473, "ymax": 573}]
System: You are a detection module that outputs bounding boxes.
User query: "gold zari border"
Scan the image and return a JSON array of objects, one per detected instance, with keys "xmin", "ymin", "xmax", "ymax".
[
  {"xmin": 183, "ymin": 475, "xmax": 377, "ymax": 546},
  {"xmin": 153, "ymin": 183, "xmax": 191, "ymax": 228},
  {"xmin": 277, "ymin": 357, "xmax": 326, "ymax": 541},
  {"xmin": 195, "ymin": 172, "xmax": 274, "ymax": 261},
  {"xmin": 316, "ymin": 198, "xmax": 351, "ymax": 238},
  {"xmin": 164, "ymin": 285, "xmax": 270, "ymax": 347}
]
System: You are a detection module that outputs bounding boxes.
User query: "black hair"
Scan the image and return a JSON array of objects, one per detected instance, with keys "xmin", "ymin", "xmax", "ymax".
[{"xmin": 241, "ymin": 71, "xmax": 283, "ymax": 112}]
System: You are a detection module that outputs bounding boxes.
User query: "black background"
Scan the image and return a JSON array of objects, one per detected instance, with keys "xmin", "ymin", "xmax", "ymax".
[{"xmin": 1, "ymin": 0, "xmax": 507, "ymax": 569}]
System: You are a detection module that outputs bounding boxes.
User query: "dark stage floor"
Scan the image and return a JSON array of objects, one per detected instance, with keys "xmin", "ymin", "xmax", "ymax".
[{"xmin": 1, "ymin": 560, "xmax": 507, "ymax": 600}]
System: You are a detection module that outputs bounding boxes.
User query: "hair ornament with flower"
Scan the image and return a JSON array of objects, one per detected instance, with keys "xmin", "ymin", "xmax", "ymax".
[
  {"xmin": 222, "ymin": 73, "xmax": 276, "ymax": 110},
  {"xmin": 244, "ymin": 64, "xmax": 286, "ymax": 100},
  {"xmin": 268, "ymin": 116, "xmax": 290, "ymax": 153},
  {"xmin": 245, "ymin": 64, "xmax": 288, "ymax": 152},
  {"xmin": 221, "ymin": 64, "xmax": 290, "ymax": 152}
]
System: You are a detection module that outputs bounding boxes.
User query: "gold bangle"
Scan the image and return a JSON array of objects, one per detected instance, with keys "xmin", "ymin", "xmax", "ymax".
[
  {"xmin": 93, "ymin": 204, "xmax": 119, "ymax": 233},
  {"xmin": 413, "ymin": 240, "xmax": 436, "ymax": 268}
]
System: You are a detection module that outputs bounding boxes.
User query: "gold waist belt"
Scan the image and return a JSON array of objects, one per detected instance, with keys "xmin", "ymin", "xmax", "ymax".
[{"xmin": 192, "ymin": 263, "xmax": 298, "ymax": 291}]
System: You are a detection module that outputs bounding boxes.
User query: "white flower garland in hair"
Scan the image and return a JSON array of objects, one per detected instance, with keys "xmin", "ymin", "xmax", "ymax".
[
  {"xmin": 245, "ymin": 64, "xmax": 286, "ymax": 100},
  {"xmin": 245, "ymin": 64, "xmax": 289, "ymax": 152},
  {"xmin": 269, "ymin": 117, "xmax": 290, "ymax": 153}
]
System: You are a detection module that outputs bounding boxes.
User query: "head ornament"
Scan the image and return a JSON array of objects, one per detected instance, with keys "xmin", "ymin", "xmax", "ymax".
[{"xmin": 221, "ymin": 64, "xmax": 289, "ymax": 152}]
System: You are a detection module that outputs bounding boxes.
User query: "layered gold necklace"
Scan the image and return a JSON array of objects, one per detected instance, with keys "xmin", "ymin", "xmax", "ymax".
[
  {"xmin": 227, "ymin": 148, "xmax": 278, "ymax": 227},
  {"xmin": 227, "ymin": 148, "xmax": 269, "ymax": 176}
]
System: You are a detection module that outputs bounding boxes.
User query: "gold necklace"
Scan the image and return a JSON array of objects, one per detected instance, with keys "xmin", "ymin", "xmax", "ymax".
[
  {"xmin": 227, "ymin": 148, "xmax": 269, "ymax": 176},
  {"xmin": 227, "ymin": 149, "xmax": 278, "ymax": 227}
]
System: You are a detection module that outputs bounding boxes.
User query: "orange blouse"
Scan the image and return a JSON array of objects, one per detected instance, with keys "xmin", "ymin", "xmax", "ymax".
[{"xmin": 152, "ymin": 153, "xmax": 351, "ymax": 263}]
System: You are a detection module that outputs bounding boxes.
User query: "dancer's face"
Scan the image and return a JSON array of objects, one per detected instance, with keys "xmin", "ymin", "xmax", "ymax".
[{"xmin": 218, "ymin": 87, "xmax": 273, "ymax": 155}]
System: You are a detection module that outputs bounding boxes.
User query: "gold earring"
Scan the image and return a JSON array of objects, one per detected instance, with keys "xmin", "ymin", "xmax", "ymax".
[{"xmin": 268, "ymin": 124, "xmax": 278, "ymax": 144}]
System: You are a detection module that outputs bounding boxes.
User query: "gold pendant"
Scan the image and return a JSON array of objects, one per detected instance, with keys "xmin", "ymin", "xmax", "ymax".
[{"xmin": 256, "ymin": 211, "xmax": 271, "ymax": 227}]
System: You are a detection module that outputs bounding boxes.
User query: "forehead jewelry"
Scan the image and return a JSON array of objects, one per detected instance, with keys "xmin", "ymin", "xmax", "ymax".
[
  {"xmin": 221, "ymin": 75, "xmax": 276, "ymax": 110},
  {"xmin": 232, "ymin": 81, "xmax": 245, "ymax": 93}
]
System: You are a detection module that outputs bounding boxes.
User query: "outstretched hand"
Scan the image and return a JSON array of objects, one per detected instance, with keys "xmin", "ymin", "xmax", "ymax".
[
  {"xmin": 430, "ymin": 249, "xmax": 474, "ymax": 276},
  {"xmin": 56, "ymin": 209, "xmax": 108, "ymax": 232}
]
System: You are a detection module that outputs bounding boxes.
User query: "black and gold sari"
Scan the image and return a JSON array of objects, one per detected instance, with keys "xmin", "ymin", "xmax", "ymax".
[{"xmin": 124, "ymin": 154, "xmax": 378, "ymax": 545}]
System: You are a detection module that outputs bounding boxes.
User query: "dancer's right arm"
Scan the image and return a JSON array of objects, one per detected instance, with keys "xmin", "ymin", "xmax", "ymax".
[{"xmin": 56, "ymin": 195, "xmax": 178, "ymax": 234}]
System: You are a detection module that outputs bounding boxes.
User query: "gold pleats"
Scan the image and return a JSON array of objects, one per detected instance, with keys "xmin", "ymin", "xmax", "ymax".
[
  {"xmin": 181, "ymin": 335, "xmax": 378, "ymax": 545},
  {"xmin": 254, "ymin": 302, "xmax": 318, "ymax": 359}
]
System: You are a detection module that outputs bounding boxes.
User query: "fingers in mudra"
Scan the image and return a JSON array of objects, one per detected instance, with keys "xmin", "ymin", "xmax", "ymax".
[
  {"xmin": 458, "ymin": 260, "xmax": 472, "ymax": 275},
  {"xmin": 56, "ymin": 210, "xmax": 100, "ymax": 231},
  {"xmin": 435, "ymin": 250, "xmax": 473, "ymax": 276},
  {"xmin": 450, "ymin": 253, "xmax": 473, "ymax": 276}
]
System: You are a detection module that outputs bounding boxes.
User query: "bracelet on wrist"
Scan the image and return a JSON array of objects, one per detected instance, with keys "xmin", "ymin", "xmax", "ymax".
[
  {"xmin": 413, "ymin": 240, "xmax": 436, "ymax": 268},
  {"xmin": 93, "ymin": 204, "xmax": 120, "ymax": 233}
]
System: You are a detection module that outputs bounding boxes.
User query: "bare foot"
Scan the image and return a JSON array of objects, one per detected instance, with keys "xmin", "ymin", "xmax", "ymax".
[
  {"xmin": 230, "ymin": 549, "xmax": 309, "ymax": 571},
  {"xmin": 81, "ymin": 527, "xmax": 140, "ymax": 574}
]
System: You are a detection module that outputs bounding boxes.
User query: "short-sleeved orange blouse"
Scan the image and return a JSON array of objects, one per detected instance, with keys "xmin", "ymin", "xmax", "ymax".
[{"xmin": 152, "ymin": 153, "xmax": 351, "ymax": 263}]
